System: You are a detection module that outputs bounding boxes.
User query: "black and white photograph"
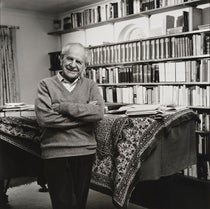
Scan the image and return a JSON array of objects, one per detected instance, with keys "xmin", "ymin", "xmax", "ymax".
[{"xmin": 0, "ymin": 0, "xmax": 210, "ymax": 209}]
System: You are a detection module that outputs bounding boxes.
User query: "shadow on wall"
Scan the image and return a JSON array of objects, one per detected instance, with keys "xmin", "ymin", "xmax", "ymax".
[{"xmin": 118, "ymin": 24, "xmax": 146, "ymax": 41}]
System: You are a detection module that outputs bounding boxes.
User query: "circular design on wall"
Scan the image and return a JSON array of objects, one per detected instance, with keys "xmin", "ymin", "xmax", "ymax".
[{"xmin": 118, "ymin": 24, "xmax": 146, "ymax": 41}]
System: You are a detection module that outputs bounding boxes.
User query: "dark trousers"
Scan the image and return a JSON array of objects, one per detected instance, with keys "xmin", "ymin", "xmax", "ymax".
[{"xmin": 44, "ymin": 154, "xmax": 95, "ymax": 209}]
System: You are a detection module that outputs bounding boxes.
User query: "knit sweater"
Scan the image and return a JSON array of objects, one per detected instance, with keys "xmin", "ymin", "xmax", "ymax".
[{"xmin": 35, "ymin": 75, "xmax": 105, "ymax": 159}]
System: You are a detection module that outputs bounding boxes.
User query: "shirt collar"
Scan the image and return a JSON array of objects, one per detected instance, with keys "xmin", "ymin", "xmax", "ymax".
[{"xmin": 57, "ymin": 71, "xmax": 80, "ymax": 84}]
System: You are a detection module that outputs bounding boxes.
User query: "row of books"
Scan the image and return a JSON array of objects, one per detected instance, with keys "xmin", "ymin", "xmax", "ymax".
[
  {"xmin": 197, "ymin": 113, "xmax": 210, "ymax": 131},
  {"xmin": 99, "ymin": 85, "xmax": 210, "ymax": 106},
  {"xmin": 198, "ymin": 135, "xmax": 210, "ymax": 154},
  {"xmin": 151, "ymin": 0, "xmax": 190, "ymax": 8},
  {"xmin": 58, "ymin": 0, "xmax": 192, "ymax": 30},
  {"xmin": 87, "ymin": 65, "xmax": 159, "ymax": 83},
  {"xmin": 69, "ymin": 1, "xmax": 121, "ymax": 29},
  {"xmin": 183, "ymin": 131, "xmax": 210, "ymax": 180},
  {"xmin": 183, "ymin": 162, "xmax": 210, "ymax": 180},
  {"xmin": 86, "ymin": 59, "xmax": 210, "ymax": 83},
  {"xmin": 122, "ymin": 0, "xmax": 189, "ymax": 15},
  {"xmin": 197, "ymin": 134, "xmax": 210, "ymax": 180},
  {"xmin": 183, "ymin": 164, "xmax": 198, "ymax": 179},
  {"xmin": 89, "ymin": 33, "xmax": 210, "ymax": 65},
  {"xmin": 156, "ymin": 59, "xmax": 210, "ymax": 82}
]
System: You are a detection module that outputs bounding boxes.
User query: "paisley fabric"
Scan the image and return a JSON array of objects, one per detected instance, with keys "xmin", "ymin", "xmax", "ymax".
[
  {"xmin": 0, "ymin": 116, "xmax": 41, "ymax": 157},
  {"xmin": 0, "ymin": 109, "xmax": 198, "ymax": 208},
  {"xmin": 91, "ymin": 109, "xmax": 199, "ymax": 208}
]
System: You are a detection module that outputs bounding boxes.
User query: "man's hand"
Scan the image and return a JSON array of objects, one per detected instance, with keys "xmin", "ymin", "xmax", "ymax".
[{"xmin": 51, "ymin": 103, "xmax": 60, "ymax": 112}]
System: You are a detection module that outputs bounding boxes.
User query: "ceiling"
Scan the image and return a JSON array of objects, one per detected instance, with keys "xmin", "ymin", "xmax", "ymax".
[{"xmin": 1, "ymin": 0, "xmax": 104, "ymax": 15}]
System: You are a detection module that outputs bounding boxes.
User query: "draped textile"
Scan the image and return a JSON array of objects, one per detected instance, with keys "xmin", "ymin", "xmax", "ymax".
[
  {"xmin": 0, "ymin": 116, "xmax": 41, "ymax": 157},
  {"xmin": 0, "ymin": 27, "xmax": 20, "ymax": 105},
  {"xmin": 0, "ymin": 109, "xmax": 199, "ymax": 208},
  {"xmin": 91, "ymin": 109, "xmax": 199, "ymax": 208}
]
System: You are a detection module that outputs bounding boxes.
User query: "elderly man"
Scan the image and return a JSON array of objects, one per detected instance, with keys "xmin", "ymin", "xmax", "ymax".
[{"xmin": 35, "ymin": 43, "xmax": 105, "ymax": 209}]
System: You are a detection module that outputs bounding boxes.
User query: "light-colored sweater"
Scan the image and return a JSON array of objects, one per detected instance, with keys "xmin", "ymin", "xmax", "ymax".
[{"xmin": 35, "ymin": 75, "xmax": 105, "ymax": 159}]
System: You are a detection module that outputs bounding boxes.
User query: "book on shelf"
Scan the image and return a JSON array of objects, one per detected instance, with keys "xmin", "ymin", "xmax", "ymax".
[
  {"xmin": 165, "ymin": 62, "xmax": 176, "ymax": 82},
  {"xmin": 183, "ymin": 164, "xmax": 198, "ymax": 178},
  {"xmin": 198, "ymin": 24, "xmax": 210, "ymax": 30},
  {"xmin": 189, "ymin": 7, "xmax": 203, "ymax": 31},
  {"xmin": 204, "ymin": 33, "xmax": 210, "ymax": 54},
  {"xmin": 197, "ymin": 113, "xmax": 210, "ymax": 132},
  {"xmin": 53, "ymin": 19, "xmax": 62, "ymax": 31},
  {"xmin": 63, "ymin": 16, "xmax": 72, "ymax": 30},
  {"xmin": 175, "ymin": 61, "xmax": 186, "ymax": 82},
  {"xmin": 110, "ymin": 1, "xmax": 120, "ymax": 18},
  {"xmin": 166, "ymin": 26, "xmax": 185, "ymax": 34},
  {"xmin": 125, "ymin": 0, "xmax": 134, "ymax": 15},
  {"xmin": 163, "ymin": 15, "xmax": 175, "ymax": 34},
  {"xmin": 106, "ymin": 87, "xmax": 114, "ymax": 103},
  {"xmin": 165, "ymin": 10, "xmax": 189, "ymax": 34},
  {"xmin": 176, "ymin": 11, "xmax": 189, "ymax": 32}
]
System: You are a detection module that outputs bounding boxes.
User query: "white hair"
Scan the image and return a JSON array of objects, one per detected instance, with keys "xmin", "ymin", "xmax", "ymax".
[{"xmin": 61, "ymin": 43, "xmax": 90, "ymax": 64}]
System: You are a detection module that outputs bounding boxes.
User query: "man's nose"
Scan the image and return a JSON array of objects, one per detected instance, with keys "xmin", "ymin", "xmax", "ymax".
[{"xmin": 70, "ymin": 59, "xmax": 77, "ymax": 67}]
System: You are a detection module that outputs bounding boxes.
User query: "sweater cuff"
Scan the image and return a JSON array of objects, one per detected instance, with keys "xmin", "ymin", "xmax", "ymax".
[{"xmin": 52, "ymin": 103, "xmax": 61, "ymax": 113}]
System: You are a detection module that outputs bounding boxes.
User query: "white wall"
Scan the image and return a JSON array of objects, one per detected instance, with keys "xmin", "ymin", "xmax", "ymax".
[
  {"xmin": 1, "ymin": 9, "xmax": 60, "ymax": 104},
  {"xmin": 202, "ymin": 7, "xmax": 210, "ymax": 25},
  {"xmin": 61, "ymin": 17, "xmax": 150, "ymax": 48},
  {"xmin": 62, "ymin": 30, "xmax": 86, "ymax": 47}
]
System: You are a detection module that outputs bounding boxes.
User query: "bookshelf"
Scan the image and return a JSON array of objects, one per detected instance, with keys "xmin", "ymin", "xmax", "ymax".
[
  {"xmin": 48, "ymin": 0, "xmax": 209, "ymax": 35},
  {"xmin": 87, "ymin": 29, "xmax": 210, "ymax": 66},
  {"xmin": 85, "ymin": 28, "xmax": 210, "ymax": 107},
  {"xmin": 85, "ymin": 25, "xmax": 210, "ymax": 186},
  {"xmin": 47, "ymin": 0, "xmax": 210, "ymax": 207},
  {"xmin": 194, "ymin": 108, "xmax": 210, "ymax": 181}
]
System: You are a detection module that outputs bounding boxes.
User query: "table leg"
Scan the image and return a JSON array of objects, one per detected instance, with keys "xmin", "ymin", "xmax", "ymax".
[{"xmin": 0, "ymin": 180, "xmax": 8, "ymax": 205}]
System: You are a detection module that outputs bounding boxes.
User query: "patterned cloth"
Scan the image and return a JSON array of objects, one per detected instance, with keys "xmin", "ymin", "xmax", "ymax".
[
  {"xmin": 0, "ymin": 109, "xmax": 199, "ymax": 208},
  {"xmin": 0, "ymin": 116, "xmax": 41, "ymax": 157},
  {"xmin": 91, "ymin": 109, "xmax": 199, "ymax": 208}
]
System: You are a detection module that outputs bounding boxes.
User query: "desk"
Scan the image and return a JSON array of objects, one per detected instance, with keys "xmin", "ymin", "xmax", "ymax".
[{"xmin": 0, "ymin": 109, "xmax": 199, "ymax": 208}]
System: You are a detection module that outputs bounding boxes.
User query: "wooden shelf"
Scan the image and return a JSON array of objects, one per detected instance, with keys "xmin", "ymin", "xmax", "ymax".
[
  {"xmin": 189, "ymin": 106, "xmax": 210, "ymax": 110},
  {"xmin": 195, "ymin": 130, "xmax": 210, "ymax": 135},
  {"xmin": 48, "ymin": 0, "xmax": 209, "ymax": 35},
  {"xmin": 174, "ymin": 173, "xmax": 210, "ymax": 185},
  {"xmin": 97, "ymin": 82, "xmax": 210, "ymax": 86}
]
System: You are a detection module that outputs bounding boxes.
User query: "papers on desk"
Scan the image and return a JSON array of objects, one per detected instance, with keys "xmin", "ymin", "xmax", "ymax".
[
  {"xmin": 0, "ymin": 103, "xmax": 35, "ymax": 111},
  {"xmin": 126, "ymin": 104, "xmax": 161, "ymax": 116},
  {"xmin": 107, "ymin": 104, "xmax": 187, "ymax": 116}
]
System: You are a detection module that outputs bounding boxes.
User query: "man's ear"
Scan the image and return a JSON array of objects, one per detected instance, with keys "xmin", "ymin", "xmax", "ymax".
[
  {"xmin": 59, "ymin": 54, "xmax": 64, "ymax": 63},
  {"xmin": 81, "ymin": 66, "xmax": 86, "ymax": 77}
]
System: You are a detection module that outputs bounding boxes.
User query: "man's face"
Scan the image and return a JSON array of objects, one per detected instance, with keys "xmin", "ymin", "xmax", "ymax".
[{"xmin": 61, "ymin": 45, "xmax": 86, "ymax": 81}]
